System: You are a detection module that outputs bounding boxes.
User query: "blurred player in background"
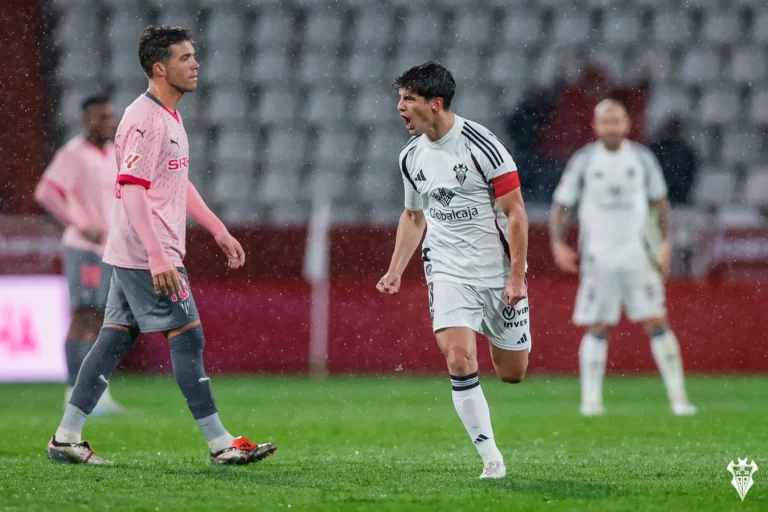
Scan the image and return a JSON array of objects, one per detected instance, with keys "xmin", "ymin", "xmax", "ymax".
[
  {"xmin": 34, "ymin": 95, "xmax": 124, "ymax": 414},
  {"xmin": 549, "ymin": 99, "xmax": 696, "ymax": 417},
  {"xmin": 378, "ymin": 62, "xmax": 530, "ymax": 479},
  {"xmin": 46, "ymin": 26, "xmax": 276, "ymax": 465}
]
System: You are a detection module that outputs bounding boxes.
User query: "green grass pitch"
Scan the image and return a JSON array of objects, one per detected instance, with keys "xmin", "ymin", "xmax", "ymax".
[{"xmin": 0, "ymin": 375, "xmax": 765, "ymax": 511}]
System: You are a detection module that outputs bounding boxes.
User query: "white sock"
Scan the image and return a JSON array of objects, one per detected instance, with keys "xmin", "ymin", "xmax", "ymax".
[
  {"xmin": 451, "ymin": 373, "xmax": 503, "ymax": 463},
  {"xmin": 579, "ymin": 332, "xmax": 608, "ymax": 406},
  {"xmin": 56, "ymin": 404, "xmax": 86, "ymax": 443},
  {"xmin": 650, "ymin": 327, "xmax": 688, "ymax": 403},
  {"xmin": 196, "ymin": 413, "xmax": 235, "ymax": 452}
]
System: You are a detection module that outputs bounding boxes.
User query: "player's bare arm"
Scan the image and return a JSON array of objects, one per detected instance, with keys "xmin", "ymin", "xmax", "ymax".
[
  {"xmin": 377, "ymin": 208, "xmax": 426, "ymax": 295},
  {"xmin": 186, "ymin": 181, "xmax": 245, "ymax": 269},
  {"xmin": 652, "ymin": 196, "xmax": 673, "ymax": 277},
  {"xmin": 548, "ymin": 202, "xmax": 578, "ymax": 274},
  {"xmin": 34, "ymin": 180, "xmax": 103, "ymax": 244},
  {"xmin": 497, "ymin": 188, "xmax": 528, "ymax": 305}
]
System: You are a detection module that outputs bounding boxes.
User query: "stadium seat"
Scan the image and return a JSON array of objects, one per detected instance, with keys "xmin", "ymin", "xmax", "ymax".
[
  {"xmin": 680, "ymin": 48, "xmax": 720, "ymax": 86},
  {"xmin": 156, "ymin": 9, "xmax": 196, "ymax": 31},
  {"xmin": 701, "ymin": 10, "xmax": 742, "ymax": 46},
  {"xmin": 697, "ymin": 88, "xmax": 740, "ymax": 126},
  {"xmin": 106, "ymin": 11, "xmax": 148, "ymax": 53},
  {"xmin": 315, "ymin": 131, "xmax": 359, "ymax": 168},
  {"xmin": 259, "ymin": 167, "xmax": 302, "ymax": 205},
  {"xmin": 54, "ymin": 8, "xmax": 99, "ymax": 48},
  {"xmin": 500, "ymin": 9, "xmax": 544, "ymax": 47},
  {"xmin": 304, "ymin": 167, "xmax": 350, "ymax": 200},
  {"xmin": 351, "ymin": 10, "xmax": 394, "ymax": 52},
  {"xmin": 353, "ymin": 88, "xmax": 396, "ymax": 126},
  {"xmin": 255, "ymin": 11, "xmax": 295, "ymax": 48},
  {"xmin": 345, "ymin": 52, "xmax": 388, "ymax": 85},
  {"xmin": 754, "ymin": 10, "xmax": 768, "ymax": 45},
  {"xmin": 57, "ymin": 89, "xmax": 87, "ymax": 127},
  {"xmin": 585, "ymin": 48, "xmax": 626, "ymax": 83},
  {"xmin": 201, "ymin": 53, "xmax": 243, "ymax": 87},
  {"xmin": 451, "ymin": 12, "xmax": 493, "ymax": 49},
  {"xmin": 721, "ymin": 128, "xmax": 760, "ymax": 167},
  {"xmin": 357, "ymin": 165, "xmax": 398, "ymax": 205},
  {"xmin": 692, "ymin": 170, "xmax": 737, "ymax": 207},
  {"xmin": 205, "ymin": 10, "xmax": 245, "ymax": 50},
  {"xmin": 108, "ymin": 51, "xmax": 141, "ymax": 85},
  {"xmin": 256, "ymin": 88, "xmax": 299, "ymax": 126},
  {"xmin": 451, "ymin": 89, "xmax": 494, "ymax": 124},
  {"xmin": 551, "ymin": 13, "xmax": 591, "ymax": 45},
  {"xmin": 366, "ymin": 132, "xmax": 406, "ymax": 161},
  {"xmin": 529, "ymin": 47, "xmax": 561, "ymax": 88},
  {"xmin": 749, "ymin": 88, "xmax": 768, "ymax": 125},
  {"xmin": 55, "ymin": 51, "xmax": 99, "ymax": 84},
  {"xmin": 602, "ymin": 11, "xmax": 641, "ymax": 47},
  {"xmin": 391, "ymin": 47, "xmax": 441, "ymax": 80},
  {"xmin": 212, "ymin": 168, "xmax": 257, "ymax": 205},
  {"xmin": 213, "ymin": 129, "xmax": 258, "ymax": 170},
  {"xmin": 264, "ymin": 128, "xmax": 308, "ymax": 165},
  {"xmin": 401, "ymin": 12, "xmax": 442, "ymax": 49},
  {"xmin": 745, "ymin": 168, "xmax": 768, "ymax": 209},
  {"xmin": 186, "ymin": 129, "xmax": 210, "ymax": 184},
  {"xmin": 652, "ymin": 11, "xmax": 692, "ymax": 45},
  {"xmin": 304, "ymin": 13, "xmax": 344, "ymax": 49},
  {"xmin": 298, "ymin": 52, "xmax": 339, "ymax": 85},
  {"xmin": 205, "ymin": 87, "xmax": 248, "ymax": 125},
  {"xmin": 443, "ymin": 52, "xmax": 483, "ymax": 85},
  {"xmin": 487, "ymin": 52, "xmax": 527, "ymax": 87},
  {"xmin": 305, "ymin": 88, "xmax": 348, "ymax": 125},
  {"xmin": 730, "ymin": 47, "xmax": 767, "ymax": 85},
  {"xmin": 246, "ymin": 50, "xmax": 292, "ymax": 85}
]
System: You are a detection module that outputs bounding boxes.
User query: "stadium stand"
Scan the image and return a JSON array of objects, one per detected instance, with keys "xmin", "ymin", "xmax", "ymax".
[{"xmin": 45, "ymin": 0, "xmax": 766, "ymax": 227}]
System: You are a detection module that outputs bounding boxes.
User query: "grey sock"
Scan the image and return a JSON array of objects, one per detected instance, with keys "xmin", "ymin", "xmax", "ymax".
[
  {"xmin": 196, "ymin": 413, "xmax": 230, "ymax": 445},
  {"xmin": 169, "ymin": 325, "xmax": 218, "ymax": 420},
  {"xmin": 60, "ymin": 403, "xmax": 88, "ymax": 435},
  {"xmin": 69, "ymin": 327, "xmax": 137, "ymax": 414},
  {"xmin": 65, "ymin": 340, "xmax": 94, "ymax": 387}
]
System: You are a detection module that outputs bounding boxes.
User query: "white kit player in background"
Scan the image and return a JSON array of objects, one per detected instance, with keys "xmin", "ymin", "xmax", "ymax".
[
  {"xmin": 549, "ymin": 99, "xmax": 697, "ymax": 417},
  {"xmin": 377, "ymin": 62, "xmax": 531, "ymax": 479}
]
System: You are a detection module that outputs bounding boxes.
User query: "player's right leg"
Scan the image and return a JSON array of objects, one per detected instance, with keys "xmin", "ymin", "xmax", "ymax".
[
  {"xmin": 573, "ymin": 272, "xmax": 620, "ymax": 416},
  {"xmin": 430, "ymin": 280, "xmax": 505, "ymax": 479},
  {"xmin": 47, "ymin": 269, "xmax": 140, "ymax": 464}
]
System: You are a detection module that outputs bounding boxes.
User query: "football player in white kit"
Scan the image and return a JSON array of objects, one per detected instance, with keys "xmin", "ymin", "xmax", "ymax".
[
  {"xmin": 549, "ymin": 99, "xmax": 696, "ymax": 417},
  {"xmin": 377, "ymin": 62, "xmax": 531, "ymax": 479}
]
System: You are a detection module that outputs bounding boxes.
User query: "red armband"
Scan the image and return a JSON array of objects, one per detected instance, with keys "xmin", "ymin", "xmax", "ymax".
[{"xmin": 490, "ymin": 172, "xmax": 520, "ymax": 198}]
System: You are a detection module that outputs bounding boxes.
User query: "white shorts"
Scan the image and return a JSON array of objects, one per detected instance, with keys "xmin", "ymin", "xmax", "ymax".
[
  {"xmin": 573, "ymin": 260, "xmax": 666, "ymax": 326},
  {"xmin": 427, "ymin": 280, "xmax": 532, "ymax": 352}
]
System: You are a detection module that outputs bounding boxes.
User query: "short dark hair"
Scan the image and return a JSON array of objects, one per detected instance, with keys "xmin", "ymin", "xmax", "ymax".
[
  {"xmin": 138, "ymin": 25, "xmax": 194, "ymax": 78},
  {"xmin": 393, "ymin": 61, "xmax": 456, "ymax": 110},
  {"xmin": 81, "ymin": 94, "xmax": 110, "ymax": 113}
]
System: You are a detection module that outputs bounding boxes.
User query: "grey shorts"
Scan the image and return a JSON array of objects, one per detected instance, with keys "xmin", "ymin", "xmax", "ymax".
[
  {"xmin": 64, "ymin": 248, "xmax": 112, "ymax": 309},
  {"xmin": 103, "ymin": 266, "xmax": 200, "ymax": 333}
]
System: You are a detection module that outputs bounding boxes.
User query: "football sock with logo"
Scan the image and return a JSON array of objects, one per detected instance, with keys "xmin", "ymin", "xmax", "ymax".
[
  {"xmin": 579, "ymin": 331, "xmax": 608, "ymax": 406},
  {"xmin": 65, "ymin": 339, "xmax": 94, "ymax": 388},
  {"xmin": 196, "ymin": 413, "xmax": 235, "ymax": 453},
  {"xmin": 649, "ymin": 325, "xmax": 687, "ymax": 402},
  {"xmin": 451, "ymin": 373, "xmax": 503, "ymax": 463},
  {"xmin": 58, "ymin": 327, "xmax": 137, "ymax": 441}
]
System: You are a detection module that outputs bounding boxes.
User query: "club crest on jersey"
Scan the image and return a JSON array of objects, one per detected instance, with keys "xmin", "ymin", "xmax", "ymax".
[
  {"xmin": 454, "ymin": 163, "xmax": 468, "ymax": 186},
  {"xmin": 430, "ymin": 188, "xmax": 456, "ymax": 208}
]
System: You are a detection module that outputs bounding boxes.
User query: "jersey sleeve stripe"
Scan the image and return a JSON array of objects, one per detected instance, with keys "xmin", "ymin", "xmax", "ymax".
[
  {"xmin": 494, "ymin": 219, "xmax": 511, "ymax": 260},
  {"xmin": 400, "ymin": 134, "xmax": 421, "ymax": 153},
  {"xmin": 117, "ymin": 174, "xmax": 151, "ymax": 189},
  {"xmin": 400, "ymin": 147, "xmax": 418, "ymax": 192},
  {"xmin": 469, "ymin": 152, "xmax": 488, "ymax": 182},
  {"xmin": 462, "ymin": 131, "xmax": 498, "ymax": 169},
  {"xmin": 464, "ymin": 123, "xmax": 503, "ymax": 166}
]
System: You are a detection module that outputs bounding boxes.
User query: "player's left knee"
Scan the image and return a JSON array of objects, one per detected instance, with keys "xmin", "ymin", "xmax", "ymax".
[{"xmin": 166, "ymin": 320, "xmax": 202, "ymax": 341}]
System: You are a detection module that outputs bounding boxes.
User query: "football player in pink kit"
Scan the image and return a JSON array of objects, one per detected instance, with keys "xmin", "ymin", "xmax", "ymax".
[
  {"xmin": 34, "ymin": 95, "xmax": 124, "ymax": 414},
  {"xmin": 46, "ymin": 26, "xmax": 276, "ymax": 465}
]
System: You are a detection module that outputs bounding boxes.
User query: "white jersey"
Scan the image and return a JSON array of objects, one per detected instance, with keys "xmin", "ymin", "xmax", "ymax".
[
  {"xmin": 553, "ymin": 140, "xmax": 668, "ymax": 268},
  {"xmin": 399, "ymin": 115, "xmax": 519, "ymax": 288}
]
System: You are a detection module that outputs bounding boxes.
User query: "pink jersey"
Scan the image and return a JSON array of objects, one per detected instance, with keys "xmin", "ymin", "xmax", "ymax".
[
  {"xmin": 103, "ymin": 93, "xmax": 190, "ymax": 270},
  {"xmin": 40, "ymin": 136, "xmax": 117, "ymax": 255}
]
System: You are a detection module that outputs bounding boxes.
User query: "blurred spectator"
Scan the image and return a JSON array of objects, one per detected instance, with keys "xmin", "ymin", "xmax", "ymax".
[
  {"xmin": 537, "ymin": 64, "xmax": 649, "ymax": 165},
  {"xmin": 649, "ymin": 117, "xmax": 698, "ymax": 205},
  {"xmin": 505, "ymin": 87, "xmax": 558, "ymax": 203}
]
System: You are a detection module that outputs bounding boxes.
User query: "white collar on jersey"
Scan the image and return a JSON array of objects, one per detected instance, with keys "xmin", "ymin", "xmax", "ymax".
[{"xmin": 425, "ymin": 114, "xmax": 463, "ymax": 148}]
